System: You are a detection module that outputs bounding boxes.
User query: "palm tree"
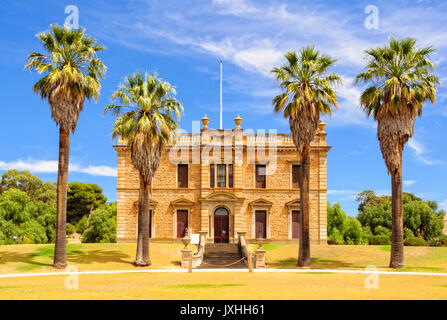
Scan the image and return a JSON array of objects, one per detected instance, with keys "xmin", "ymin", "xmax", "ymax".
[
  {"xmin": 271, "ymin": 46, "xmax": 341, "ymax": 266},
  {"xmin": 25, "ymin": 25, "xmax": 106, "ymax": 268},
  {"xmin": 104, "ymin": 72, "xmax": 182, "ymax": 266},
  {"xmin": 356, "ymin": 38, "xmax": 439, "ymax": 269}
]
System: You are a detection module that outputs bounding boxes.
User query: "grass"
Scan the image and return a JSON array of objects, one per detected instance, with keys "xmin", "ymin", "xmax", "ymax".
[{"xmin": 0, "ymin": 242, "xmax": 446, "ymax": 299}]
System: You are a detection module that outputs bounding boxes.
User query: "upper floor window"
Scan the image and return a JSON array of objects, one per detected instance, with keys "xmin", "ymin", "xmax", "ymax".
[
  {"xmin": 210, "ymin": 164, "xmax": 215, "ymax": 188},
  {"xmin": 210, "ymin": 163, "xmax": 233, "ymax": 188},
  {"xmin": 292, "ymin": 164, "xmax": 300, "ymax": 189},
  {"xmin": 255, "ymin": 164, "xmax": 266, "ymax": 188},
  {"xmin": 177, "ymin": 164, "xmax": 188, "ymax": 188},
  {"xmin": 217, "ymin": 164, "xmax": 226, "ymax": 188}
]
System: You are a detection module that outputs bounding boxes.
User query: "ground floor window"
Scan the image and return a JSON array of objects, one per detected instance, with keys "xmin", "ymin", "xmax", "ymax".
[
  {"xmin": 176, "ymin": 210, "xmax": 188, "ymax": 238},
  {"xmin": 292, "ymin": 210, "xmax": 300, "ymax": 239},
  {"xmin": 255, "ymin": 210, "xmax": 267, "ymax": 239}
]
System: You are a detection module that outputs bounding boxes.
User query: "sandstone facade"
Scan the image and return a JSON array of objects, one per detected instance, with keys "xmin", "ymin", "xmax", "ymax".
[{"xmin": 114, "ymin": 116, "xmax": 330, "ymax": 244}]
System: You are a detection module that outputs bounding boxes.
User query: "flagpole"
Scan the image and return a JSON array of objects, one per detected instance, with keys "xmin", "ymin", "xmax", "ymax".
[{"xmin": 220, "ymin": 60, "xmax": 223, "ymax": 130}]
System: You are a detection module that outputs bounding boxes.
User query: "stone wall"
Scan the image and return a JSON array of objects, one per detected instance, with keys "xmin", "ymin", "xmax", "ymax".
[{"xmin": 115, "ymin": 126, "xmax": 329, "ymax": 244}]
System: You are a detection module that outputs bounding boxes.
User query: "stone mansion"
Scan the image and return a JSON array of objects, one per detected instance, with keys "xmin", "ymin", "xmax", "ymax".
[{"xmin": 114, "ymin": 115, "xmax": 330, "ymax": 244}]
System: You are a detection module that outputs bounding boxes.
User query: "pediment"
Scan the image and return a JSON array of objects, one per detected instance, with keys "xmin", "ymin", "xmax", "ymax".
[
  {"xmin": 249, "ymin": 198, "xmax": 273, "ymax": 208},
  {"xmin": 206, "ymin": 192, "xmax": 239, "ymax": 201},
  {"xmin": 286, "ymin": 199, "xmax": 300, "ymax": 208},
  {"xmin": 170, "ymin": 198, "xmax": 195, "ymax": 207}
]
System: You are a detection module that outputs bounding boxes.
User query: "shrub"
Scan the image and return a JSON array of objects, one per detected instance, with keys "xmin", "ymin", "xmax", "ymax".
[
  {"xmin": 403, "ymin": 227, "xmax": 414, "ymax": 239},
  {"xmin": 343, "ymin": 217, "xmax": 363, "ymax": 245},
  {"xmin": 404, "ymin": 236, "xmax": 426, "ymax": 246},
  {"xmin": 76, "ymin": 215, "xmax": 88, "ymax": 234},
  {"xmin": 328, "ymin": 228, "xmax": 344, "ymax": 245},
  {"xmin": 368, "ymin": 235, "xmax": 391, "ymax": 245},
  {"xmin": 66, "ymin": 223, "xmax": 76, "ymax": 235},
  {"xmin": 82, "ymin": 205, "xmax": 116, "ymax": 243},
  {"xmin": 21, "ymin": 220, "xmax": 48, "ymax": 244},
  {"xmin": 0, "ymin": 219, "xmax": 22, "ymax": 244},
  {"xmin": 374, "ymin": 225, "xmax": 391, "ymax": 237}
]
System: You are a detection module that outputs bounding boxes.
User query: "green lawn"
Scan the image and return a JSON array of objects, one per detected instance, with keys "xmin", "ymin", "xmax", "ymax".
[
  {"xmin": 1, "ymin": 243, "xmax": 447, "ymax": 299},
  {"xmin": 1, "ymin": 242, "xmax": 447, "ymax": 274}
]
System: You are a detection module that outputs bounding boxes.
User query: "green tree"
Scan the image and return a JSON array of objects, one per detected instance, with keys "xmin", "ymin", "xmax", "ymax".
[
  {"xmin": 356, "ymin": 38, "xmax": 439, "ymax": 268},
  {"xmin": 82, "ymin": 203, "xmax": 116, "ymax": 243},
  {"xmin": 327, "ymin": 202, "xmax": 346, "ymax": 235},
  {"xmin": 0, "ymin": 188, "xmax": 37, "ymax": 224},
  {"xmin": 0, "ymin": 170, "xmax": 43, "ymax": 197},
  {"xmin": 343, "ymin": 217, "xmax": 363, "ymax": 245},
  {"xmin": 21, "ymin": 220, "xmax": 48, "ymax": 244},
  {"xmin": 25, "ymin": 25, "xmax": 106, "ymax": 268},
  {"xmin": 67, "ymin": 182, "xmax": 107, "ymax": 224},
  {"xmin": 104, "ymin": 72, "xmax": 182, "ymax": 266},
  {"xmin": 271, "ymin": 47, "xmax": 341, "ymax": 266}
]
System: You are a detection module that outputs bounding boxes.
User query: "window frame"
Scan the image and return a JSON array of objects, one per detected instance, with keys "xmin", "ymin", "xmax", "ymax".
[
  {"xmin": 177, "ymin": 164, "xmax": 188, "ymax": 188},
  {"xmin": 255, "ymin": 164, "xmax": 266, "ymax": 189}
]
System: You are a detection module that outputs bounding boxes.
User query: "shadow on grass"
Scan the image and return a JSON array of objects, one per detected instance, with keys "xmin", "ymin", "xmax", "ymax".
[
  {"xmin": 268, "ymin": 257, "xmax": 365, "ymax": 269},
  {"xmin": 1, "ymin": 245, "xmax": 132, "ymax": 272},
  {"xmin": 171, "ymin": 260, "xmax": 181, "ymax": 266}
]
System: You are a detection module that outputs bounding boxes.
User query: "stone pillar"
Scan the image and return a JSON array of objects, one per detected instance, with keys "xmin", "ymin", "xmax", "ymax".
[
  {"xmin": 255, "ymin": 247, "xmax": 266, "ymax": 268},
  {"xmin": 181, "ymin": 248, "xmax": 193, "ymax": 268}
]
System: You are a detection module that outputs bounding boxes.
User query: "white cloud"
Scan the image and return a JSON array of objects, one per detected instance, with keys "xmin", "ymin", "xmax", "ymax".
[
  {"xmin": 407, "ymin": 138, "xmax": 442, "ymax": 166},
  {"xmin": 403, "ymin": 180, "xmax": 416, "ymax": 187},
  {"xmin": 439, "ymin": 199, "xmax": 447, "ymax": 211},
  {"xmin": 0, "ymin": 159, "xmax": 117, "ymax": 177}
]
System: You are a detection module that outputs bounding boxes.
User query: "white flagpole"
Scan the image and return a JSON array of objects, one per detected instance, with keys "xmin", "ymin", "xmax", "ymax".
[{"xmin": 220, "ymin": 60, "xmax": 223, "ymax": 130}]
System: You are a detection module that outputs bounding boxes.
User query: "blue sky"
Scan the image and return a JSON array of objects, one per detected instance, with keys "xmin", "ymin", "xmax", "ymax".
[{"xmin": 0, "ymin": 0, "xmax": 447, "ymax": 216}]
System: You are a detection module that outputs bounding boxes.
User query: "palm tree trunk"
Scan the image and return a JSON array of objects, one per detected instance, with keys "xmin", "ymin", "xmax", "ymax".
[
  {"xmin": 390, "ymin": 150, "xmax": 405, "ymax": 269},
  {"xmin": 53, "ymin": 128, "xmax": 69, "ymax": 269},
  {"xmin": 134, "ymin": 174, "xmax": 151, "ymax": 266},
  {"xmin": 298, "ymin": 143, "xmax": 311, "ymax": 267}
]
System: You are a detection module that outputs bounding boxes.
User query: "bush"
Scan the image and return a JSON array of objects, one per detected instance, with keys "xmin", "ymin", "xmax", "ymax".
[
  {"xmin": 343, "ymin": 217, "xmax": 363, "ymax": 244},
  {"xmin": 374, "ymin": 225, "xmax": 391, "ymax": 237},
  {"xmin": 403, "ymin": 227, "xmax": 414, "ymax": 239},
  {"xmin": 76, "ymin": 215, "xmax": 88, "ymax": 234},
  {"xmin": 21, "ymin": 220, "xmax": 48, "ymax": 244},
  {"xmin": 368, "ymin": 235, "xmax": 391, "ymax": 245},
  {"xmin": 82, "ymin": 205, "xmax": 116, "ymax": 243},
  {"xmin": 328, "ymin": 228, "xmax": 344, "ymax": 245},
  {"xmin": 66, "ymin": 223, "xmax": 76, "ymax": 235},
  {"xmin": 0, "ymin": 219, "xmax": 22, "ymax": 244},
  {"xmin": 404, "ymin": 236, "xmax": 426, "ymax": 246}
]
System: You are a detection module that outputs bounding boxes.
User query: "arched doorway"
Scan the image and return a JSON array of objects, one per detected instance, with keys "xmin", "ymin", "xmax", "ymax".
[{"xmin": 214, "ymin": 207, "xmax": 229, "ymax": 243}]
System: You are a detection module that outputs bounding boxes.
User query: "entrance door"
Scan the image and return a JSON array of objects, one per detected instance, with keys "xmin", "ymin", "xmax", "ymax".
[
  {"xmin": 176, "ymin": 210, "xmax": 188, "ymax": 238},
  {"xmin": 292, "ymin": 210, "xmax": 300, "ymax": 239},
  {"xmin": 214, "ymin": 207, "xmax": 229, "ymax": 243},
  {"xmin": 255, "ymin": 210, "xmax": 267, "ymax": 239}
]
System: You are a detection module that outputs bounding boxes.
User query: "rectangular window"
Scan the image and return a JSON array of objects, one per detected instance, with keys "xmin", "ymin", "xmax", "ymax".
[
  {"xmin": 292, "ymin": 164, "xmax": 300, "ymax": 189},
  {"xmin": 176, "ymin": 210, "xmax": 188, "ymax": 238},
  {"xmin": 255, "ymin": 164, "xmax": 266, "ymax": 188},
  {"xmin": 292, "ymin": 210, "xmax": 300, "ymax": 239},
  {"xmin": 228, "ymin": 164, "xmax": 233, "ymax": 188},
  {"xmin": 255, "ymin": 210, "xmax": 267, "ymax": 239},
  {"xmin": 177, "ymin": 164, "xmax": 188, "ymax": 188},
  {"xmin": 217, "ymin": 164, "xmax": 226, "ymax": 188},
  {"xmin": 210, "ymin": 164, "xmax": 215, "ymax": 188}
]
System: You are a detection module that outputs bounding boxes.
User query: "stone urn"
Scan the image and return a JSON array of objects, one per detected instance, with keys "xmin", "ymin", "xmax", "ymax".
[
  {"xmin": 234, "ymin": 115, "xmax": 243, "ymax": 128},
  {"xmin": 182, "ymin": 236, "xmax": 191, "ymax": 249},
  {"xmin": 201, "ymin": 115, "xmax": 209, "ymax": 131},
  {"xmin": 256, "ymin": 238, "xmax": 265, "ymax": 249}
]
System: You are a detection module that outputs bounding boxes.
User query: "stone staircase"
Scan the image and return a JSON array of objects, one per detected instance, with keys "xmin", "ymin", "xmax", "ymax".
[{"xmin": 197, "ymin": 243, "xmax": 247, "ymax": 269}]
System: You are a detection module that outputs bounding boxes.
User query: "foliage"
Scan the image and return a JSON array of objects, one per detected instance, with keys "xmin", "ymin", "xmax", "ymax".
[
  {"xmin": 327, "ymin": 202, "xmax": 346, "ymax": 236},
  {"xmin": 327, "ymin": 228, "xmax": 344, "ymax": 245},
  {"xmin": 0, "ymin": 170, "xmax": 44, "ymax": 197},
  {"xmin": 0, "ymin": 219, "xmax": 21, "ymax": 244},
  {"xmin": 82, "ymin": 203, "xmax": 116, "ymax": 243},
  {"xmin": 76, "ymin": 215, "xmax": 88, "ymax": 234},
  {"xmin": 66, "ymin": 223, "xmax": 76, "ymax": 236},
  {"xmin": 356, "ymin": 190, "xmax": 444, "ymax": 241},
  {"xmin": 404, "ymin": 237, "xmax": 426, "ymax": 246},
  {"xmin": 25, "ymin": 24, "xmax": 106, "ymax": 133},
  {"xmin": 343, "ymin": 217, "xmax": 364, "ymax": 245},
  {"xmin": 21, "ymin": 220, "xmax": 48, "ymax": 244},
  {"xmin": 67, "ymin": 182, "xmax": 107, "ymax": 224},
  {"xmin": 368, "ymin": 235, "xmax": 391, "ymax": 245},
  {"xmin": 0, "ymin": 188, "xmax": 37, "ymax": 224}
]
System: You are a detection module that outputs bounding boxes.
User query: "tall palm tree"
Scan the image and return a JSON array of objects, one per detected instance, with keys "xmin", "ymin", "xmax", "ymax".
[
  {"xmin": 25, "ymin": 25, "xmax": 106, "ymax": 268},
  {"xmin": 356, "ymin": 38, "xmax": 439, "ymax": 269},
  {"xmin": 104, "ymin": 72, "xmax": 182, "ymax": 266},
  {"xmin": 271, "ymin": 46, "xmax": 341, "ymax": 266}
]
